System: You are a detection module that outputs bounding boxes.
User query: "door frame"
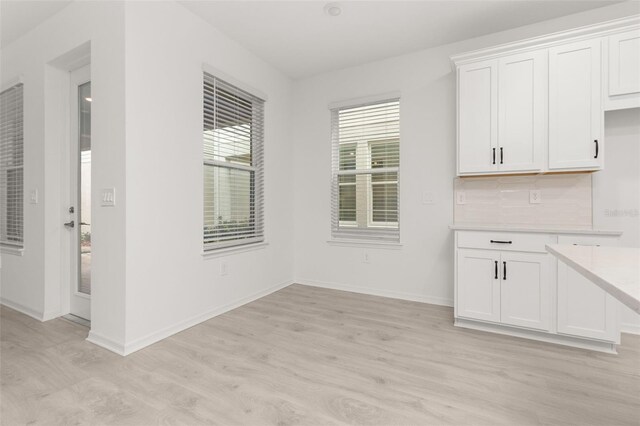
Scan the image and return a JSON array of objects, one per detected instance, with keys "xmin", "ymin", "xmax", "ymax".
[{"xmin": 68, "ymin": 65, "xmax": 91, "ymax": 320}]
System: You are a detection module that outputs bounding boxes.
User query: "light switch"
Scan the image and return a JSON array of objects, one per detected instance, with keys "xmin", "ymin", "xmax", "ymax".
[
  {"xmin": 456, "ymin": 191, "xmax": 466, "ymax": 205},
  {"xmin": 29, "ymin": 189, "xmax": 38, "ymax": 204},
  {"xmin": 101, "ymin": 188, "xmax": 116, "ymax": 207},
  {"xmin": 529, "ymin": 189, "xmax": 542, "ymax": 204}
]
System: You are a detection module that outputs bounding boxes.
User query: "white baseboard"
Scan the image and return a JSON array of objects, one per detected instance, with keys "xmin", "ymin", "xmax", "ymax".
[
  {"xmin": 42, "ymin": 310, "xmax": 62, "ymax": 322},
  {"xmin": 0, "ymin": 297, "xmax": 44, "ymax": 321},
  {"xmin": 120, "ymin": 279, "xmax": 294, "ymax": 356},
  {"xmin": 621, "ymin": 322, "xmax": 640, "ymax": 335},
  {"xmin": 296, "ymin": 279, "xmax": 454, "ymax": 307},
  {"xmin": 86, "ymin": 331, "xmax": 126, "ymax": 356}
]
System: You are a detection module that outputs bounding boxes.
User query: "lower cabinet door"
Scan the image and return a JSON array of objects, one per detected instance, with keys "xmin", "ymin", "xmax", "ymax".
[
  {"xmin": 557, "ymin": 260, "xmax": 618, "ymax": 341},
  {"xmin": 500, "ymin": 252, "xmax": 551, "ymax": 331},
  {"xmin": 457, "ymin": 249, "xmax": 500, "ymax": 322}
]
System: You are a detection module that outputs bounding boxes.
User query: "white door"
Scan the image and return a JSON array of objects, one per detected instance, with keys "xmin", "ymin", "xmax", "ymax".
[
  {"xmin": 497, "ymin": 50, "xmax": 546, "ymax": 172},
  {"xmin": 548, "ymin": 39, "xmax": 602, "ymax": 170},
  {"xmin": 456, "ymin": 249, "xmax": 500, "ymax": 322},
  {"xmin": 67, "ymin": 66, "xmax": 91, "ymax": 321},
  {"xmin": 457, "ymin": 59, "xmax": 498, "ymax": 174},
  {"xmin": 500, "ymin": 252, "xmax": 550, "ymax": 331},
  {"xmin": 557, "ymin": 260, "xmax": 618, "ymax": 342}
]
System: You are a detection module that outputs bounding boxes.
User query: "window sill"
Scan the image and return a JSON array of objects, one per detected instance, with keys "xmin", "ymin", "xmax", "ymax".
[
  {"xmin": 1, "ymin": 245, "xmax": 24, "ymax": 256},
  {"xmin": 202, "ymin": 241, "xmax": 268, "ymax": 259},
  {"xmin": 326, "ymin": 240, "xmax": 403, "ymax": 250}
]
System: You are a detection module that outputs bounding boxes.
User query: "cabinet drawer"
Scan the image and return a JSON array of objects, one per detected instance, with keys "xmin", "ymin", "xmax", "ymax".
[{"xmin": 457, "ymin": 231, "xmax": 556, "ymax": 253}]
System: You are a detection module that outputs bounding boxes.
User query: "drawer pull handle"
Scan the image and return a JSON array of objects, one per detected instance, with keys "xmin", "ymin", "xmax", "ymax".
[
  {"xmin": 503, "ymin": 261, "xmax": 507, "ymax": 280},
  {"xmin": 490, "ymin": 240, "xmax": 512, "ymax": 244},
  {"xmin": 494, "ymin": 261, "xmax": 498, "ymax": 279}
]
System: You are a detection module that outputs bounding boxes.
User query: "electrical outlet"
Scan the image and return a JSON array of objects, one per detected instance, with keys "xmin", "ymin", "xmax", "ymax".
[
  {"xmin": 456, "ymin": 191, "xmax": 466, "ymax": 205},
  {"xmin": 423, "ymin": 191, "xmax": 436, "ymax": 205},
  {"xmin": 29, "ymin": 189, "xmax": 38, "ymax": 204},
  {"xmin": 529, "ymin": 189, "xmax": 542, "ymax": 204},
  {"xmin": 363, "ymin": 252, "xmax": 371, "ymax": 264},
  {"xmin": 220, "ymin": 261, "xmax": 228, "ymax": 276}
]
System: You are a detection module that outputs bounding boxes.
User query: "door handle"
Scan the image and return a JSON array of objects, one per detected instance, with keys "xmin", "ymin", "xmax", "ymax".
[
  {"xmin": 503, "ymin": 261, "xmax": 507, "ymax": 280},
  {"xmin": 492, "ymin": 148, "xmax": 496, "ymax": 165},
  {"xmin": 80, "ymin": 222, "xmax": 90, "ymax": 226},
  {"xmin": 490, "ymin": 240, "xmax": 512, "ymax": 244},
  {"xmin": 500, "ymin": 147, "xmax": 504, "ymax": 164},
  {"xmin": 64, "ymin": 220, "xmax": 75, "ymax": 229},
  {"xmin": 494, "ymin": 261, "xmax": 498, "ymax": 280},
  {"xmin": 594, "ymin": 139, "xmax": 599, "ymax": 159}
]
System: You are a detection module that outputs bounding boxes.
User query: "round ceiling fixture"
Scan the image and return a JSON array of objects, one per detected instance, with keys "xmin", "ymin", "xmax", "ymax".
[{"xmin": 324, "ymin": 3, "xmax": 342, "ymax": 17}]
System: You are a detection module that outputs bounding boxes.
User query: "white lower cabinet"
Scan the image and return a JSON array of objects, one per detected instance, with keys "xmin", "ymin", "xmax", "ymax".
[
  {"xmin": 454, "ymin": 230, "xmax": 621, "ymax": 353},
  {"xmin": 500, "ymin": 251, "xmax": 551, "ymax": 332},
  {"xmin": 457, "ymin": 249, "xmax": 500, "ymax": 322},
  {"xmin": 555, "ymin": 235, "xmax": 620, "ymax": 343}
]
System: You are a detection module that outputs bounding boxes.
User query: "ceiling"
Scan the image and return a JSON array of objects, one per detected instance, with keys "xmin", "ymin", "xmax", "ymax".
[
  {"xmin": 180, "ymin": 0, "xmax": 622, "ymax": 79},
  {"xmin": 0, "ymin": 1, "xmax": 624, "ymax": 78},
  {"xmin": 0, "ymin": 1, "xmax": 72, "ymax": 48}
]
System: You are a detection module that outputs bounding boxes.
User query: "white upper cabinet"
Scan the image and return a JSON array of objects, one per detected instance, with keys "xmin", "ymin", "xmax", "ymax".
[
  {"xmin": 606, "ymin": 29, "xmax": 640, "ymax": 110},
  {"xmin": 497, "ymin": 50, "xmax": 546, "ymax": 173},
  {"xmin": 458, "ymin": 60, "xmax": 498, "ymax": 174},
  {"xmin": 457, "ymin": 50, "xmax": 546, "ymax": 175},
  {"xmin": 548, "ymin": 39, "xmax": 603, "ymax": 171},
  {"xmin": 453, "ymin": 18, "xmax": 639, "ymax": 176}
]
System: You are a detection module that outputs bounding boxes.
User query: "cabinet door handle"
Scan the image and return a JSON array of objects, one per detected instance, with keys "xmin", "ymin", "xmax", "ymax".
[
  {"xmin": 492, "ymin": 148, "xmax": 496, "ymax": 165},
  {"xmin": 594, "ymin": 139, "xmax": 599, "ymax": 159},
  {"xmin": 500, "ymin": 147, "xmax": 504, "ymax": 164},
  {"xmin": 503, "ymin": 261, "xmax": 507, "ymax": 280},
  {"xmin": 490, "ymin": 240, "xmax": 512, "ymax": 244},
  {"xmin": 494, "ymin": 261, "xmax": 498, "ymax": 279}
]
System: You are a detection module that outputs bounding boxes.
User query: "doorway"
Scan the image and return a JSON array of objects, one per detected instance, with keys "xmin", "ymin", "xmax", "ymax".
[{"xmin": 67, "ymin": 66, "xmax": 91, "ymax": 321}]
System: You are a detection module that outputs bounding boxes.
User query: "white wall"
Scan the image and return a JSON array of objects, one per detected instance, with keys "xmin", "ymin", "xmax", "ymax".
[
  {"xmin": 0, "ymin": 1, "xmax": 128, "ymax": 344},
  {"xmin": 120, "ymin": 1, "xmax": 294, "ymax": 353},
  {"xmin": 594, "ymin": 108, "xmax": 640, "ymax": 332},
  {"xmin": 291, "ymin": 2, "xmax": 640, "ymax": 308}
]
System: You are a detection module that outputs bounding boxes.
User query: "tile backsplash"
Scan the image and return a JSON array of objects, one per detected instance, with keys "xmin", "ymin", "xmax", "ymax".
[{"xmin": 454, "ymin": 174, "xmax": 592, "ymax": 229}]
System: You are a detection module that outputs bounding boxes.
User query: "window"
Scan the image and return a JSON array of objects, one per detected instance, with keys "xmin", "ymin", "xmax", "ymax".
[
  {"xmin": 331, "ymin": 99, "xmax": 400, "ymax": 242},
  {"xmin": 203, "ymin": 73, "xmax": 264, "ymax": 250},
  {"xmin": 0, "ymin": 83, "xmax": 24, "ymax": 248}
]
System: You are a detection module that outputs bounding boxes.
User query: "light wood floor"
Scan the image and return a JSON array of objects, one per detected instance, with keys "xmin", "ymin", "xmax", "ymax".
[{"xmin": 1, "ymin": 284, "xmax": 639, "ymax": 425}]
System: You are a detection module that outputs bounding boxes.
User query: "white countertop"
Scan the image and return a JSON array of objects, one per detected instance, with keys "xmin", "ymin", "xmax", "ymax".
[
  {"xmin": 546, "ymin": 244, "xmax": 640, "ymax": 314},
  {"xmin": 450, "ymin": 224, "xmax": 623, "ymax": 236}
]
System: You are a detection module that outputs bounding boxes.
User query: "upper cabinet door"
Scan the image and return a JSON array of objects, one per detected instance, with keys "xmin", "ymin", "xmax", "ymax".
[
  {"xmin": 497, "ymin": 50, "xmax": 547, "ymax": 173},
  {"xmin": 548, "ymin": 39, "xmax": 603, "ymax": 171},
  {"xmin": 608, "ymin": 29, "xmax": 640, "ymax": 96},
  {"xmin": 458, "ymin": 60, "xmax": 498, "ymax": 174}
]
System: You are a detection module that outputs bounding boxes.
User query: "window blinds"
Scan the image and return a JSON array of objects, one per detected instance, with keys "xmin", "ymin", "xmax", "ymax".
[
  {"xmin": 203, "ymin": 73, "xmax": 264, "ymax": 250},
  {"xmin": 331, "ymin": 99, "xmax": 400, "ymax": 242},
  {"xmin": 0, "ymin": 83, "xmax": 24, "ymax": 247}
]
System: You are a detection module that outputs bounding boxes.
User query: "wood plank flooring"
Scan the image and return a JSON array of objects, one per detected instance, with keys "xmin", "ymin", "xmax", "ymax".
[{"xmin": 1, "ymin": 284, "xmax": 639, "ymax": 425}]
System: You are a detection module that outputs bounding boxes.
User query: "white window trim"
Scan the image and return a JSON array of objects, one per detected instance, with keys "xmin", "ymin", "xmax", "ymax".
[
  {"xmin": 330, "ymin": 97, "xmax": 400, "ymax": 243},
  {"xmin": 202, "ymin": 241, "xmax": 268, "ymax": 259},
  {"xmin": 202, "ymin": 71, "xmax": 266, "ymax": 252},
  {"xmin": 0, "ymin": 81, "xmax": 24, "ymax": 248}
]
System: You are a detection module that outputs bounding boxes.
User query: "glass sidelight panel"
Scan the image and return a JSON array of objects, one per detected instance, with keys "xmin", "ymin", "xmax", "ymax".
[{"xmin": 78, "ymin": 82, "xmax": 91, "ymax": 295}]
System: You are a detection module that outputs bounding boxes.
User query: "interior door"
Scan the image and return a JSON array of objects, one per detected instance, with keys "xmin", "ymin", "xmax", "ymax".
[{"xmin": 68, "ymin": 66, "xmax": 91, "ymax": 321}]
